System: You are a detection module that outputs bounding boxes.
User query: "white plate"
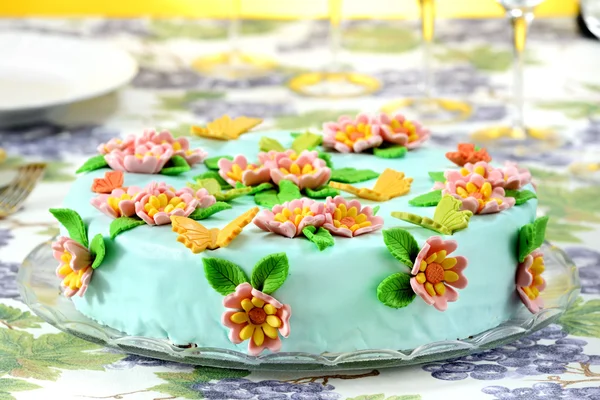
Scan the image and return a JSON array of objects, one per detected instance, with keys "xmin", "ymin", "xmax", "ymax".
[{"xmin": 0, "ymin": 32, "xmax": 138, "ymax": 113}]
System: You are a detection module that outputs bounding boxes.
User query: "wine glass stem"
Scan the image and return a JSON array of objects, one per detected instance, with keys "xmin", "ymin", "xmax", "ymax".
[
  {"xmin": 329, "ymin": 0, "xmax": 343, "ymax": 73},
  {"xmin": 229, "ymin": 0, "xmax": 241, "ymax": 65},
  {"xmin": 508, "ymin": 8, "xmax": 533, "ymax": 136},
  {"xmin": 420, "ymin": 0, "xmax": 435, "ymax": 101}
]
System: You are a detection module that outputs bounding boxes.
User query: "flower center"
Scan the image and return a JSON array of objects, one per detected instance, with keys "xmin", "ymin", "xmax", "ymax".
[
  {"xmin": 389, "ymin": 119, "xmax": 418, "ymax": 142},
  {"xmin": 248, "ymin": 307, "xmax": 267, "ymax": 325},
  {"xmin": 143, "ymin": 193, "xmax": 187, "ymax": 217},
  {"xmin": 425, "ymin": 262, "xmax": 444, "ymax": 284},
  {"xmin": 334, "ymin": 123, "xmax": 372, "ymax": 147},
  {"xmin": 332, "ymin": 203, "xmax": 371, "ymax": 232},
  {"xmin": 107, "ymin": 193, "xmax": 133, "ymax": 214},
  {"xmin": 455, "ymin": 181, "xmax": 502, "ymax": 211},
  {"xmin": 523, "ymin": 256, "xmax": 545, "ymax": 300},
  {"xmin": 280, "ymin": 163, "xmax": 316, "ymax": 176},
  {"xmin": 273, "ymin": 206, "xmax": 314, "ymax": 227}
]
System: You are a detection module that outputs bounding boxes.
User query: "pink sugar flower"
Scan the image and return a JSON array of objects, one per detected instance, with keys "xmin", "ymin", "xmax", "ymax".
[
  {"xmin": 143, "ymin": 129, "xmax": 208, "ymax": 166},
  {"xmin": 257, "ymin": 150, "xmax": 296, "ymax": 169},
  {"xmin": 270, "ymin": 150, "xmax": 331, "ymax": 190},
  {"xmin": 193, "ymin": 188, "xmax": 217, "ymax": 209},
  {"xmin": 443, "ymin": 174, "xmax": 515, "ymax": 214},
  {"xmin": 434, "ymin": 161, "xmax": 505, "ymax": 190},
  {"xmin": 105, "ymin": 144, "xmax": 174, "ymax": 174},
  {"xmin": 322, "ymin": 113, "xmax": 383, "ymax": 153},
  {"xmin": 90, "ymin": 186, "xmax": 143, "ymax": 219},
  {"xmin": 500, "ymin": 162, "xmax": 532, "ymax": 190},
  {"xmin": 222, "ymin": 282, "xmax": 292, "ymax": 356},
  {"xmin": 375, "ymin": 112, "xmax": 430, "ymax": 149},
  {"xmin": 323, "ymin": 196, "xmax": 383, "ymax": 237},
  {"xmin": 134, "ymin": 184, "xmax": 199, "ymax": 225},
  {"xmin": 97, "ymin": 135, "xmax": 136, "ymax": 155},
  {"xmin": 254, "ymin": 198, "xmax": 326, "ymax": 238},
  {"xmin": 516, "ymin": 249, "xmax": 546, "ymax": 314},
  {"xmin": 218, "ymin": 155, "xmax": 271, "ymax": 187},
  {"xmin": 409, "ymin": 236, "xmax": 468, "ymax": 311},
  {"xmin": 53, "ymin": 237, "xmax": 93, "ymax": 298}
]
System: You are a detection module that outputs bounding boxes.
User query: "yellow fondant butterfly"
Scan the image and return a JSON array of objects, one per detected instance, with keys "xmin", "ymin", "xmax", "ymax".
[
  {"xmin": 329, "ymin": 168, "xmax": 413, "ymax": 201},
  {"xmin": 392, "ymin": 195, "xmax": 472, "ymax": 235},
  {"xmin": 171, "ymin": 207, "xmax": 259, "ymax": 253},
  {"xmin": 191, "ymin": 115, "xmax": 263, "ymax": 140}
]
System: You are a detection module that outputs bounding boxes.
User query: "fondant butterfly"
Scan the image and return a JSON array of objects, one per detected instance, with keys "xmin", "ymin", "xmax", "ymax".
[
  {"xmin": 171, "ymin": 207, "xmax": 259, "ymax": 253},
  {"xmin": 191, "ymin": 115, "xmax": 263, "ymax": 140},
  {"xmin": 392, "ymin": 195, "xmax": 472, "ymax": 235},
  {"xmin": 91, "ymin": 171, "xmax": 124, "ymax": 194},
  {"xmin": 329, "ymin": 168, "xmax": 413, "ymax": 201}
]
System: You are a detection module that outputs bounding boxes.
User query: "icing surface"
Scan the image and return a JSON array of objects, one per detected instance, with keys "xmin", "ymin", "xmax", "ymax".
[{"xmin": 64, "ymin": 131, "xmax": 537, "ymax": 354}]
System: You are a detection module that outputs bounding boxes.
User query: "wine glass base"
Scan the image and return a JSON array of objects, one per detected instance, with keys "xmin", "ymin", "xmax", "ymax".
[
  {"xmin": 191, "ymin": 52, "xmax": 277, "ymax": 80},
  {"xmin": 380, "ymin": 98, "xmax": 473, "ymax": 125},
  {"xmin": 471, "ymin": 125, "xmax": 562, "ymax": 152},
  {"xmin": 288, "ymin": 72, "xmax": 380, "ymax": 98}
]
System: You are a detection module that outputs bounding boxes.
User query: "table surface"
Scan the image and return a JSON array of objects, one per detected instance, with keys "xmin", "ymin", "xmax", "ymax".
[{"xmin": 0, "ymin": 16, "xmax": 600, "ymax": 400}]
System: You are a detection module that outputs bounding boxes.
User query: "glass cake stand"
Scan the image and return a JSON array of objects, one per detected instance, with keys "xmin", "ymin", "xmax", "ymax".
[{"xmin": 17, "ymin": 240, "xmax": 580, "ymax": 371}]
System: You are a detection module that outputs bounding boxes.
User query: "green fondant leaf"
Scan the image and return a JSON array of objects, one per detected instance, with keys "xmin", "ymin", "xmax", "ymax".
[
  {"xmin": 278, "ymin": 180, "xmax": 302, "ymax": 203},
  {"xmin": 428, "ymin": 171, "xmax": 446, "ymax": 182},
  {"xmin": 304, "ymin": 186, "xmax": 339, "ymax": 199},
  {"xmin": 393, "ymin": 196, "xmax": 472, "ymax": 235},
  {"xmin": 518, "ymin": 216, "xmax": 549, "ymax": 262},
  {"xmin": 382, "ymin": 228, "xmax": 420, "ymax": 268},
  {"xmin": 251, "ymin": 253, "xmax": 290, "ymax": 294},
  {"xmin": 254, "ymin": 190, "xmax": 279, "ymax": 208},
  {"xmin": 409, "ymin": 190, "xmax": 442, "ymax": 207},
  {"xmin": 75, "ymin": 155, "xmax": 108, "ymax": 174},
  {"xmin": 48, "ymin": 208, "xmax": 88, "ymax": 248},
  {"xmin": 373, "ymin": 205, "xmax": 380, "ymax": 215},
  {"xmin": 377, "ymin": 272, "xmax": 416, "ymax": 309},
  {"xmin": 248, "ymin": 182, "xmax": 274, "ymax": 195},
  {"xmin": 259, "ymin": 137, "xmax": 286, "ymax": 152},
  {"xmin": 317, "ymin": 151, "xmax": 334, "ymax": 168},
  {"xmin": 214, "ymin": 186, "xmax": 252, "ymax": 202},
  {"xmin": 330, "ymin": 168, "xmax": 379, "ymax": 183},
  {"xmin": 190, "ymin": 178, "xmax": 221, "ymax": 195},
  {"xmin": 291, "ymin": 131, "xmax": 323, "ymax": 153},
  {"xmin": 192, "ymin": 171, "xmax": 232, "ymax": 190},
  {"xmin": 204, "ymin": 155, "xmax": 233, "ymax": 171},
  {"xmin": 373, "ymin": 145, "xmax": 407, "ymax": 159},
  {"xmin": 188, "ymin": 202, "xmax": 232, "ymax": 220},
  {"xmin": 160, "ymin": 155, "xmax": 191, "ymax": 176},
  {"xmin": 203, "ymin": 258, "xmax": 249, "ymax": 295},
  {"xmin": 109, "ymin": 217, "xmax": 146, "ymax": 240},
  {"xmin": 89, "ymin": 234, "xmax": 106, "ymax": 269},
  {"xmin": 505, "ymin": 189, "xmax": 538, "ymax": 205},
  {"xmin": 301, "ymin": 226, "xmax": 335, "ymax": 251}
]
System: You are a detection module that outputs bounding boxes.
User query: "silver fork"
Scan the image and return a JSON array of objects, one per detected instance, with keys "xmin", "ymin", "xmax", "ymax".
[{"xmin": 0, "ymin": 163, "xmax": 46, "ymax": 218}]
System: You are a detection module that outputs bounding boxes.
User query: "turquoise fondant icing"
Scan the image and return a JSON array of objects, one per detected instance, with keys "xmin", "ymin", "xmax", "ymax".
[{"xmin": 65, "ymin": 132, "xmax": 537, "ymax": 353}]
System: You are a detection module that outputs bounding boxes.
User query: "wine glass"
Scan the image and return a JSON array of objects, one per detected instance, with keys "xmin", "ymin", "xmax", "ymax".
[
  {"xmin": 287, "ymin": 0, "xmax": 380, "ymax": 98},
  {"xmin": 581, "ymin": 0, "xmax": 600, "ymax": 38},
  {"xmin": 191, "ymin": 0, "xmax": 277, "ymax": 80},
  {"xmin": 380, "ymin": 0, "xmax": 473, "ymax": 124}
]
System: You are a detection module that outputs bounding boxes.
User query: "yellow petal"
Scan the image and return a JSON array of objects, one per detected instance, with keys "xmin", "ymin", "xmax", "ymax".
[
  {"xmin": 253, "ymin": 326, "xmax": 265, "ymax": 346},
  {"xmin": 282, "ymin": 208, "xmax": 292, "ymax": 218},
  {"xmin": 358, "ymin": 221, "xmax": 371, "ymax": 228},
  {"xmin": 335, "ymin": 132, "xmax": 348, "ymax": 142},
  {"xmin": 164, "ymin": 204, "xmax": 174, "ymax": 213},
  {"xmin": 293, "ymin": 207, "xmax": 302, "ymax": 215},
  {"xmin": 419, "ymin": 260, "xmax": 427, "ymax": 272},
  {"xmin": 416, "ymin": 272, "xmax": 426, "ymax": 284},
  {"xmin": 441, "ymin": 257, "xmax": 457, "ymax": 269},
  {"xmin": 347, "ymin": 206, "xmax": 358, "ymax": 217},
  {"xmin": 426, "ymin": 253, "xmax": 438, "ymax": 264},
  {"xmin": 355, "ymin": 214, "xmax": 367, "ymax": 224},
  {"xmin": 466, "ymin": 182, "xmax": 478, "ymax": 194},
  {"xmin": 474, "ymin": 166, "xmax": 486, "ymax": 176},
  {"xmin": 241, "ymin": 298, "xmax": 254, "ymax": 312},
  {"xmin": 302, "ymin": 164, "xmax": 313, "ymax": 175},
  {"xmin": 294, "ymin": 214, "xmax": 303, "ymax": 227},
  {"xmin": 533, "ymin": 275, "xmax": 544, "ymax": 286},
  {"xmin": 169, "ymin": 196, "xmax": 182, "ymax": 206},
  {"xmin": 444, "ymin": 271, "xmax": 459, "ymax": 283},
  {"xmin": 251, "ymin": 297, "xmax": 265, "ymax": 308},
  {"xmin": 456, "ymin": 187, "xmax": 468, "ymax": 197},
  {"xmin": 481, "ymin": 182, "xmax": 492, "ymax": 198},
  {"xmin": 149, "ymin": 195, "xmax": 160, "ymax": 209},
  {"xmin": 346, "ymin": 125, "xmax": 356, "ymax": 134},
  {"xmin": 148, "ymin": 209, "xmax": 158, "ymax": 218},
  {"xmin": 290, "ymin": 163, "xmax": 301, "ymax": 175},
  {"xmin": 435, "ymin": 250, "xmax": 447, "ymax": 263},
  {"xmin": 434, "ymin": 282, "xmax": 446, "ymax": 296},
  {"xmin": 460, "ymin": 168, "xmax": 469, "ymax": 176},
  {"xmin": 262, "ymin": 323, "xmax": 279, "ymax": 339},
  {"xmin": 176, "ymin": 202, "xmax": 186, "ymax": 209},
  {"xmin": 425, "ymin": 282, "xmax": 436, "ymax": 297},
  {"xmin": 263, "ymin": 304, "xmax": 276, "ymax": 315},
  {"xmin": 333, "ymin": 208, "xmax": 341, "ymax": 221},
  {"xmin": 266, "ymin": 315, "xmax": 281, "ymax": 328},
  {"xmin": 230, "ymin": 312, "xmax": 248, "ymax": 324},
  {"xmin": 158, "ymin": 193, "xmax": 168, "ymax": 208},
  {"xmin": 338, "ymin": 203, "xmax": 347, "ymax": 217},
  {"xmin": 239, "ymin": 324, "xmax": 255, "ymax": 341}
]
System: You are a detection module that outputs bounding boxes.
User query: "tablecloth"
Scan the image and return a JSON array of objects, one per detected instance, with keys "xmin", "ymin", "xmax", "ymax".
[{"xmin": 0, "ymin": 16, "xmax": 599, "ymax": 400}]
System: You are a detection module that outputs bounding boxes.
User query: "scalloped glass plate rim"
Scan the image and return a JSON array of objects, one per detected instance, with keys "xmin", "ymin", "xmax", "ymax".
[{"xmin": 17, "ymin": 240, "xmax": 580, "ymax": 371}]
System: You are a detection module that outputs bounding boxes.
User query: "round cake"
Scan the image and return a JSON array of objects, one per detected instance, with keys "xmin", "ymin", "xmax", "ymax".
[{"xmin": 51, "ymin": 114, "xmax": 546, "ymax": 356}]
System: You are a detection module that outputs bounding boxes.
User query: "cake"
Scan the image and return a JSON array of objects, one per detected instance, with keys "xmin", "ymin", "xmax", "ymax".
[{"xmin": 49, "ymin": 113, "xmax": 547, "ymax": 357}]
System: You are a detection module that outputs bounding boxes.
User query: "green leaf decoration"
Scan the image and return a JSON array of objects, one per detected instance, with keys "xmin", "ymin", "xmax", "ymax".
[
  {"xmin": 428, "ymin": 171, "xmax": 446, "ymax": 182},
  {"xmin": 518, "ymin": 216, "xmax": 549, "ymax": 262},
  {"xmin": 48, "ymin": 208, "xmax": 88, "ymax": 248},
  {"xmin": 559, "ymin": 297, "xmax": 600, "ymax": 338},
  {"xmin": 373, "ymin": 205, "xmax": 380, "ymax": 215},
  {"xmin": 259, "ymin": 136, "xmax": 286, "ymax": 152},
  {"xmin": 254, "ymin": 190, "xmax": 279, "ymax": 208},
  {"xmin": 75, "ymin": 154, "xmax": 108, "ymax": 174},
  {"xmin": 505, "ymin": 189, "xmax": 538, "ymax": 205},
  {"xmin": 188, "ymin": 202, "xmax": 232, "ymax": 220},
  {"xmin": 150, "ymin": 367, "xmax": 251, "ymax": 400},
  {"xmin": 160, "ymin": 155, "xmax": 191, "ymax": 176},
  {"xmin": 251, "ymin": 253, "xmax": 290, "ymax": 294},
  {"xmin": 192, "ymin": 171, "xmax": 232, "ymax": 190},
  {"xmin": 304, "ymin": 186, "xmax": 340, "ymax": 199},
  {"xmin": 317, "ymin": 151, "xmax": 334, "ymax": 168},
  {"xmin": 373, "ymin": 145, "xmax": 407, "ymax": 159},
  {"xmin": 203, "ymin": 258, "xmax": 249, "ymax": 295},
  {"xmin": 0, "ymin": 330, "xmax": 124, "ymax": 381},
  {"xmin": 376, "ymin": 272, "xmax": 416, "ymax": 309},
  {"xmin": 203, "ymin": 155, "xmax": 233, "ymax": 170},
  {"xmin": 89, "ymin": 234, "xmax": 106, "ymax": 269},
  {"xmin": 278, "ymin": 180, "xmax": 302, "ymax": 203},
  {"xmin": 382, "ymin": 228, "xmax": 420, "ymax": 268},
  {"xmin": 214, "ymin": 186, "xmax": 253, "ymax": 202},
  {"xmin": 248, "ymin": 182, "xmax": 274, "ymax": 195},
  {"xmin": 109, "ymin": 217, "xmax": 146, "ymax": 240},
  {"xmin": 301, "ymin": 226, "xmax": 335, "ymax": 251},
  {"xmin": 0, "ymin": 378, "xmax": 41, "ymax": 398},
  {"xmin": 330, "ymin": 168, "xmax": 379, "ymax": 183},
  {"xmin": 0, "ymin": 304, "xmax": 42, "ymax": 330},
  {"xmin": 291, "ymin": 131, "xmax": 323, "ymax": 153},
  {"xmin": 392, "ymin": 195, "xmax": 472, "ymax": 235},
  {"xmin": 408, "ymin": 190, "xmax": 442, "ymax": 207},
  {"xmin": 190, "ymin": 178, "xmax": 221, "ymax": 195}
]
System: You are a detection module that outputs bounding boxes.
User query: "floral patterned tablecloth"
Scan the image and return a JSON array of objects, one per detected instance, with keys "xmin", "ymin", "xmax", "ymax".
[{"xmin": 1, "ymin": 16, "xmax": 600, "ymax": 400}]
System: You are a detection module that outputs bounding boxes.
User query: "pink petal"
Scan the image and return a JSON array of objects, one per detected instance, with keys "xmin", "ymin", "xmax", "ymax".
[
  {"xmin": 322, "ymin": 223, "xmax": 353, "ymax": 238},
  {"xmin": 278, "ymin": 304, "xmax": 292, "ymax": 338},
  {"xmin": 222, "ymin": 311, "xmax": 246, "ymax": 344},
  {"xmin": 223, "ymin": 283, "xmax": 253, "ymax": 309},
  {"xmin": 251, "ymin": 288, "xmax": 283, "ymax": 308}
]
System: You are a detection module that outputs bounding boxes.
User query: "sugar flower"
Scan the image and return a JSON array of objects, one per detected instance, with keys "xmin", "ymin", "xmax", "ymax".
[
  {"xmin": 323, "ymin": 113, "xmax": 383, "ymax": 153},
  {"xmin": 446, "ymin": 143, "xmax": 491, "ymax": 167},
  {"xmin": 375, "ymin": 112, "xmax": 430, "ymax": 149},
  {"xmin": 141, "ymin": 129, "xmax": 207, "ymax": 166},
  {"xmin": 254, "ymin": 198, "xmax": 326, "ymax": 238},
  {"xmin": 500, "ymin": 161, "xmax": 532, "ymax": 190},
  {"xmin": 410, "ymin": 236, "xmax": 468, "ymax": 311},
  {"xmin": 53, "ymin": 237, "xmax": 93, "ymax": 298},
  {"xmin": 134, "ymin": 183, "xmax": 199, "ymax": 225},
  {"xmin": 97, "ymin": 135, "xmax": 135, "ymax": 155},
  {"xmin": 105, "ymin": 144, "xmax": 174, "ymax": 174},
  {"xmin": 516, "ymin": 249, "xmax": 546, "ymax": 314},
  {"xmin": 434, "ymin": 161, "xmax": 505, "ymax": 190},
  {"xmin": 194, "ymin": 188, "xmax": 217, "ymax": 209},
  {"xmin": 257, "ymin": 150, "xmax": 297, "ymax": 169},
  {"xmin": 218, "ymin": 155, "xmax": 271, "ymax": 187},
  {"xmin": 90, "ymin": 186, "xmax": 143, "ymax": 219},
  {"xmin": 443, "ymin": 174, "xmax": 515, "ymax": 214},
  {"xmin": 222, "ymin": 282, "xmax": 291, "ymax": 356},
  {"xmin": 323, "ymin": 196, "xmax": 383, "ymax": 237},
  {"xmin": 270, "ymin": 150, "xmax": 331, "ymax": 190}
]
